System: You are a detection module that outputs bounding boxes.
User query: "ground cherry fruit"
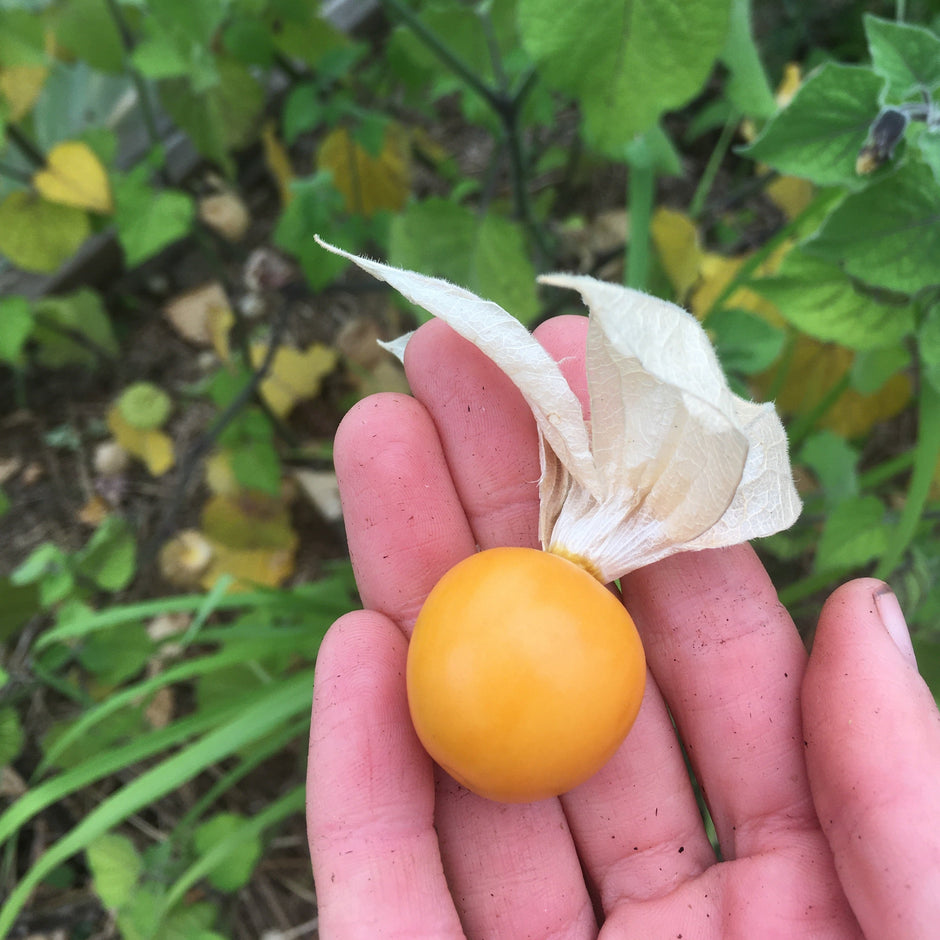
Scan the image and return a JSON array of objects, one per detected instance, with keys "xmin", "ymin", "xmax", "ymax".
[{"xmin": 406, "ymin": 546, "xmax": 646, "ymax": 803}]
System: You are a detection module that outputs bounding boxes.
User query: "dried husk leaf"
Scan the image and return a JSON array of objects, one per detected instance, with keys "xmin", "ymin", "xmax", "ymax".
[{"xmin": 317, "ymin": 238, "xmax": 800, "ymax": 582}]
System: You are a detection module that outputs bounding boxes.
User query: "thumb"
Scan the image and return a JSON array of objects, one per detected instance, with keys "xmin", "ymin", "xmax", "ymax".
[{"xmin": 802, "ymin": 578, "xmax": 940, "ymax": 937}]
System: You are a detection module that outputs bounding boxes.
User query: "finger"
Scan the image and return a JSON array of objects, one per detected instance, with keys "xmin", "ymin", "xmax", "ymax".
[
  {"xmin": 535, "ymin": 316, "xmax": 715, "ymax": 904},
  {"xmin": 404, "ymin": 319, "xmax": 597, "ymax": 938},
  {"xmin": 334, "ymin": 392, "xmax": 474, "ymax": 634},
  {"xmin": 561, "ymin": 674, "xmax": 717, "ymax": 911},
  {"xmin": 802, "ymin": 579, "xmax": 940, "ymax": 937},
  {"xmin": 307, "ymin": 610, "xmax": 464, "ymax": 938},
  {"xmin": 404, "ymin": 318, "xmax": 541, "ymax": 551},
  {"xmin": 620, "ymin": 544, "xmax": 821, "ymax": 860}
]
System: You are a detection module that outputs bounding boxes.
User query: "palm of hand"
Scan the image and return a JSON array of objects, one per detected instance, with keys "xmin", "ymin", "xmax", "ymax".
[{"xmin": 309, "ymin": 317, "xmax": 940, "ymax": 939}]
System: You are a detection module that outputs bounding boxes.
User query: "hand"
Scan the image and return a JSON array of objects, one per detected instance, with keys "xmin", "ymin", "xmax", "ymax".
[{"xmin": 307, "ymin": 315, "xmax": 940, "ymax": 938}]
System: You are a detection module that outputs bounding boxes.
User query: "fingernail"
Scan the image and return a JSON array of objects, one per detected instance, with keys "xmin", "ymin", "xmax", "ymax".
[{"xmin": 874, "ymin": 585, "xmax": 917, "ymax": 669}]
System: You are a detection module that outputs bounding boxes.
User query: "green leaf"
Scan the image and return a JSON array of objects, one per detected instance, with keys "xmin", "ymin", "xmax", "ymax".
[
  {"xmin": 743, "ymin": 63, "xmax": 885, "ymax": 187},
  {"xmin": 118, "ymin": 382, "xmax": 173, "ymax": 430},
  {"xmin": 86, "ymin": 833, "xmax": 143, "ymax": 912},
  {"xmin": 805, "ymin": 160, "xmax": 940, "ymax": 296},
  {"xmin": 754, "ymin": 250, "xmax": 917, "ymax": 350},
  {"xmin": 719, "ymin": 0, "xmax": 775, "ymax": 118},
  {"xmin": 231, "ymin": 441, "xmax": 281, "ymax": 495},
  {"xmin": 273, "ymin": 173, "xmax": 353, "ymax": 289},
  {"xmin": 389, "ymin": 198, "xmax": 539, "ymax": 325},
  {"xmin": 113, "ymin": 166, "xmax": 195, "ymax": 267},
  {"xmin": 11, "ymin": 542, "xmax": 74, "ymax": 607},
  {"xmin": 77, "ymin": 622, "xmax": 151, "ymax": 686},
  {"xmin": 30, "ymin": 288, "xmax": 118, "ymax": 368},
  {"xmin": 52, "ymin": 0, "xmax": 125, "ymax": 73},
  {"xmin": 158, "ymin": 58, "xmax": 264, "ymax": 175},
  {"xmin": 0, "ymin": 707, "xmax": 24, "ymax": 767},
  {"xmin": 0, "ymin": 578, "xmax": 39, "ymax": 642},
  {"xmin": 0, "ymin": 295, "xmax": 33, "ymax": 364},
  {"xmin": 864, "ymin": 14, "xmax": 940, "ymax": 105},
  {"xmin": 815, "ymin": 494, "xmax": 888, "ymax": 573},
  {"xmin": 709, "ymin": 307, "xmax": 785, "ymax": 375},
  {"xmin": 798, "ymin": 431, "xmax": 859, "ymax": 508},
  {"xmin": 0, "ymin": 9, "xmax": 46, "ymax": 66},
  {"xmin": 0, "ymin": 192, "xmax": 90, "ymax": 273},
  {"xmin": 76, "ymin": 515, "xmax": 137, "ymax": 592},
  {"xmin": 192, "ymin": 813, "xmax": 262, "ymax": 891},
  {"xmin": 920, "ymin": 300, "xmax": 940, "ymax": 393},
  {"xmin": 851, "ymin": 344, "xmax": 910, "ymax": 395},
  {"xmin": 517, "ymin": 0, "xmax": 732, "ymax": 155}
]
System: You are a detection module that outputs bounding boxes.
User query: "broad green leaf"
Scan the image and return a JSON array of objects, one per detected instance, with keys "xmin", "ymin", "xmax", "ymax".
[
  {"xmin": 389, "ymin": 198, "xmax": 539, "ymax": 325},
  {"xmin": 76, "ymin": 516, "xmax": 137, "ymax": 592},
  {"xmin": 273, "ymin": 173, "xmax": 349, "ymax": 288},
  {"xmin": 31, "ymin": 288, "xmax": 119, "ymax": 368},
  {"xmin": 517, "ymin": 0, "xmax": 732, "ymax": 155},
  {"xmin": 754, "ymin": 250, "xmax": 916, "ymax": 350},
  {"xmin": 163, "ymin": 788, "xmax": 302, "ymax": 918},
  {"xmin": 743, "ymin": 63, "xmax": 885, "ymax": 187},
  {"xmin": 77, "ymin": 622, "xmax": 151, "ymax": 686},
  {"xmin": 52, "ymin": 0, "xmax": 125, "ymax": 73},
  {"xmin": 0, "ymin": 9, "xmax": 46, "ymax": 67},
  {"xmin": 0, "ymin": 192, "xmax": 89, "ymax": 272},
  {"xmin": 798, "ymin": 431, "xmax": 859, "ymax": 508},
  {"xmin": 0, "ymin": 295, "xmax": 33, "ymax": 364},
  {"xmin": 159, "ymin": 59, "xmax": 264, "ymax": 175},
  {"xmin": 851, "ymin": 345, "xmax": 911, "ymax": 395},
  {"xmin": 113, "ymin": 166, "xmax": 195, "ymax": 267},
  {"xmin": 0, "ymin": 578, "xmax": 39, "ymax": 641},
  {"xmin": 719, "ymin": 0, "xmax": 775, "ymax": 118},
  {"xmin": 709, "ymin": 307, "xmax": 785, "ymax": 375},
  {"xmin": 192, "ymin": 813, "xmax": 261, "ymax": 891},
  {"xmin": 0, "ymin": 706, "xmax": 24, "ymax": 767},
  {"xmin": 805, "ymin": 160, "xmax": 940, "ymax": 295},
  {"xmin": 864, "ymin": 14, "xmax": 940, "ymax": 105},
  {"xmin": 11, "ymin": 542, "xmax": 72, "ymax": 607},
  {"xmin": 920, "ymin": 300, "xmax": 940, "ymax": 394},
  {"xmin": 815, "ymin": 494, "xmax": 888, "ymax": 572},
  {"xmin": 86, "ymin": 834, "xmax": 142, "ymax": 912}
]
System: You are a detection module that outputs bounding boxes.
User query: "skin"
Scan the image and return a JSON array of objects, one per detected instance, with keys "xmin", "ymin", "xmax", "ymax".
[{"xmin": 307, "ymin": 315, "xmax": 940, "ymax": 939}]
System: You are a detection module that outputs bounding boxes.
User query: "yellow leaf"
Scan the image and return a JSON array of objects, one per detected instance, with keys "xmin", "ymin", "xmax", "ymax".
[
  {"xmin": 107, "ymin": 405, "xmax": 175, "ymax": 476},
  {"xmin": 689, "ymin": 244, "xmax": 791, "ymax": 322},
  {"xmin": 651, "ymin": 207, "xmax": 703, "ymax": 302},
  {"xmin": 0, "ymin": 64, "xmax": 48, "ymax": 120},
  {"xmin": 754, "ymin": 339, "xmax": 912, "ymax": 438},
  {"xmin": 33, "ymin": 141, "xmax": 113, "ymax": 214},
  {"xmin": 317, "ymin": 124, "xmax": 410, "ymax": 217},
  {"xmin": 205, "ymin": 450, "xmax": 240, "ymax": 495},
  {"xmin": 251, "ymin": 342, "xmax": 338, "ymax": 417},
  {"xmin": 198, "ymin": 491, "xmax": 298, "ymax": 589},
  {"xmin": 766, "ymin": 175, "xmax": 814, "ymax": 221},
  {"xmin": 261, "ymin": 120, "xmax": 295, "ymax": 207},
  {"xmin": 776, "ymin": 63, "xmax": 802, "ymax": 107}
]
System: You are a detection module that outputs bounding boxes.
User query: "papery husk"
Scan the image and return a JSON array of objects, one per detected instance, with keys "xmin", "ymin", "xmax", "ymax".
[{"xmin": 318, "ymin": 238, "xmax": 801, "ymax": 583}]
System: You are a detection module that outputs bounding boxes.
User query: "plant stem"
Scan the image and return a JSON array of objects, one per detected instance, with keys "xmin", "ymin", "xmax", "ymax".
[
  {"xmin": 875, "ymin": 379, "xmax": 940, "ymax": 579},
  {"xmin": 626, "ymin": 157, "xmax": 655, "ymax": 290},
  {"xmin": 786, "ymin": 372, "xmax": 852, "ymax": 451},
  {"xmin": 379, "ymin": 0, "xmax": 500, "ymax": 112},
  {"xmin": 689, "ymin": 112, "xmax": 739, "ymax": 220},
  {"xmin": 102, "ymin": 0, "xmax": 164, "ymax": 162},
  {"xmin": 5, "ymin": 124, "xmax": 46, "ymax": 168}
]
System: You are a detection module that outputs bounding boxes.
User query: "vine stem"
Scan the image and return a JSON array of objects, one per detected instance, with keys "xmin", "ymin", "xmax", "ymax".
[
  {"xmin": 102, "ymin": 0, "xmax": 164, "ymax": 164},
  {"xmin": 378, "ymin": 0, "xmax": 551, "ymax": 262}
]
